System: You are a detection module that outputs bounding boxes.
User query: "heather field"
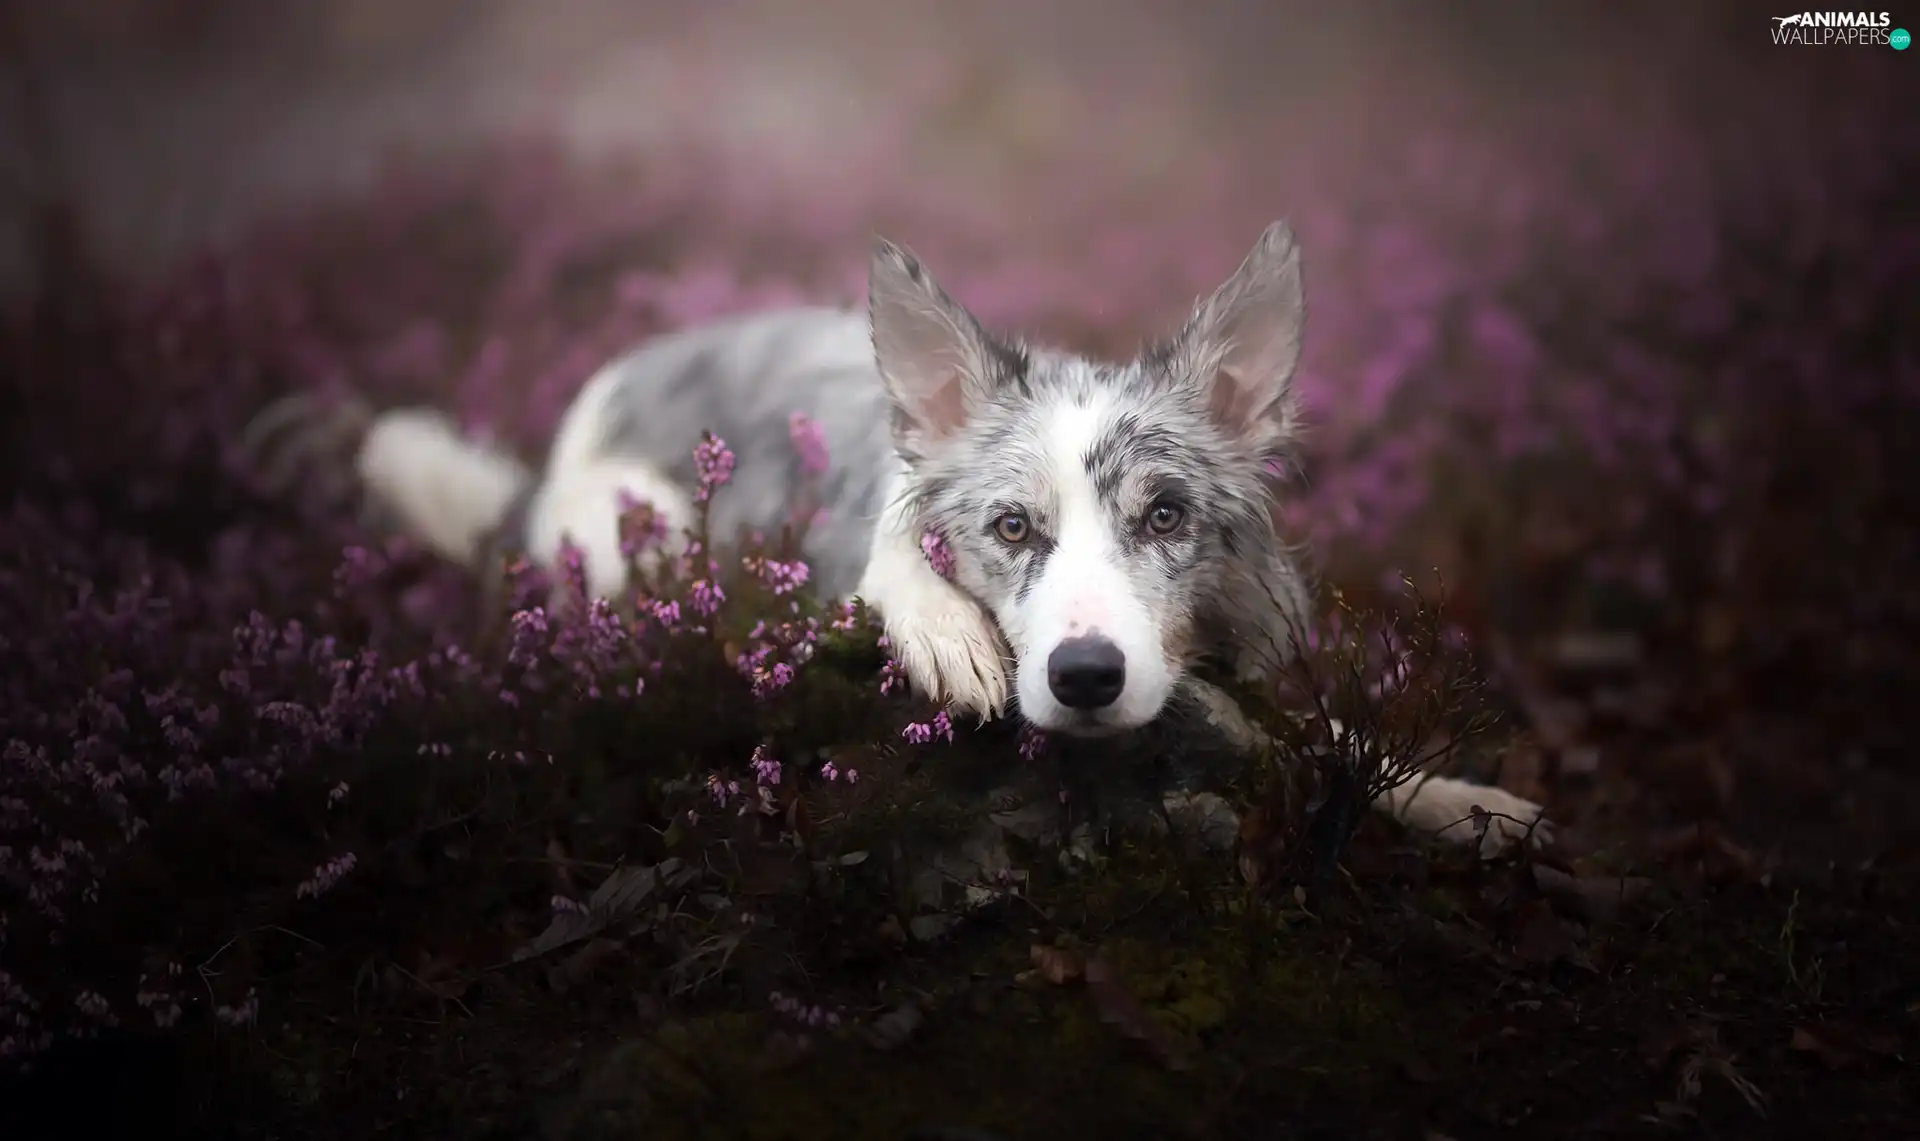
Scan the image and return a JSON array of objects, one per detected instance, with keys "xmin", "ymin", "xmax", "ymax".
[{"xmin": 2, "ymin": 6, "xmax": 1918, "ymax": 1139}]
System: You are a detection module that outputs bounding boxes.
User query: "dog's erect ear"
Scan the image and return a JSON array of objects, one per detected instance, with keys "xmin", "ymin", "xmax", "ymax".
[
  {"xmin": 1163, "ymin": 221, "xmax": 1305, "ymax": 454},
  {"xmin": 869, "ymin": 236, "xmax": 1017, "ymax": 454}
]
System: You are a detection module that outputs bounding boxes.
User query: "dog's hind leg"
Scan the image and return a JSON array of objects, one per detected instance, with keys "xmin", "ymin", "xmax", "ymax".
[
  {"xmin": 523, "ymin": 457, "xmax": 694, "ymax": 602},
  {"xmin": 354, "ymin": 408, "xmax": 534, "ymax": 572}
]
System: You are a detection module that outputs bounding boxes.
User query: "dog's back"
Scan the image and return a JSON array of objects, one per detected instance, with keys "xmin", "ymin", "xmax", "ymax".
[{"xmin": 537, "ymin": 306, "xmax": 900, "ymax": 597}]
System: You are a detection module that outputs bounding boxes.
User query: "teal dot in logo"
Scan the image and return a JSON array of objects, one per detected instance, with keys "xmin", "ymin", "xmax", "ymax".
[{"xmin": 1893, "ymin": 27, "xmax": 1912, "ymax": 49}]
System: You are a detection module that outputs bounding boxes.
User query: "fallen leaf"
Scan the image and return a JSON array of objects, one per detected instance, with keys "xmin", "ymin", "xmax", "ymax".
[
  {"xmin": 1789, "ymin": 1022, "xmax": 1902, "ymax": 1070},
  {"xmin": 1083, "ymin": 954, "xmax": 1191, "ymax": 1071},
  {"xmin": 1030, "ymin": 944, "xmax": 1085, "ymax": 985},
  {"xmin": 513, "ymin": 863, "xmax": 659, "ymax": 963},
  {"xmin": 658, "ymin": 857, "xmax": 699, "ymax": 893},
  {"xmin": 589, "ymin": 862, "xmax": 662, "ymax": 913}
]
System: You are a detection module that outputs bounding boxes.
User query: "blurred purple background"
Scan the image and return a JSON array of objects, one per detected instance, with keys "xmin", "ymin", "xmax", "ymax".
[{"xmin": 2, "ymin": 0, "xmax": 1882, "ymax": 288}]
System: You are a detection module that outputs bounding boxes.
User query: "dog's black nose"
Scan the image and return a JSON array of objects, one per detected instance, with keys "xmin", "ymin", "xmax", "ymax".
[{"xmin": 1046, "ymin": 636, "xmax": 1127, "ymax": 710}]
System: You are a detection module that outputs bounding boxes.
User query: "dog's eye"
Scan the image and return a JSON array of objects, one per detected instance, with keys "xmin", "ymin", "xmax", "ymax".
[
  {"xmin": 1144, "ymin": 502, "xmax": 1186, "ymax": 535},
  {"xmin": 992, "ymin": 512, "xmax": 1032, "ymax": 544}
]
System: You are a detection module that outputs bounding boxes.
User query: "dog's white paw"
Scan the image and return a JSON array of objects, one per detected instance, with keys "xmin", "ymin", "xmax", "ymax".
[
  {"xmin": 1461, "ymin": 785, "xmax": 1556, "ymax": 858},
  {"xmin": 880, "ymin": 589, "xmax": 1010, "ymax": 722},
  {"xmin": 1379, "ymin": 775, "xmax": 1555, "ymax": 860}
]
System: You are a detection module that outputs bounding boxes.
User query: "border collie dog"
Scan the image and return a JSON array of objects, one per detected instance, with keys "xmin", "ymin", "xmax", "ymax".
[{"xmin": 248, "ymin": 222, "xmax": 1552, "ymax": 852}]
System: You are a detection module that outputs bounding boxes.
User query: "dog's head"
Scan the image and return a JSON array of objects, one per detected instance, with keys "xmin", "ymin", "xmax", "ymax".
[{"xmin": 870, "ymin": 222, "xmax": 1307, "ymax": 736}]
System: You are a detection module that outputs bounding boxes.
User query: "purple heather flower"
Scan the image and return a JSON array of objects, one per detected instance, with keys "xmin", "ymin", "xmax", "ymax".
[
  {"xmin": 693, "ymin": 433, "xmax": 736, "ymax": 503},
  {"xmin": 827, "ymin": 601, "xmax": 861, "ymax": 633},
  {"xmin": 1017, "ymin": 724, "xmax": 1049, "ymax": 761},
  {"xmin": 295, "ymin": 852, "xmax": 358, "ymax": 900},
  {"xmin": 901, "ymin": 711, "xmax": 954, "ymax": 745},
  {"xmin": 689, "ymin": 579, "xmax": 726, "ymax": 617},
  {"xmin": 617, "ymin": 490, "xmax": 670, "ymax": 560},
  {"xmin": 920, "ymin": 532, "xmax": 956, "ymax": 580},
  {"xmin": 750, "ymin": 744, "xmax": 783, "ymax": 787},
  {"xmin": 746, "ymin": 556, "xmax": 811, "ymax": 596}
]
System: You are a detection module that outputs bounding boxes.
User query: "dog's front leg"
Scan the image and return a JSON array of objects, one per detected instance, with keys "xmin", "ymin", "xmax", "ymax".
[
  {"xmin": 1373, "ymin": 776, "xmax": 1554, "ymax": 858},
  {"xmin": 854, "ymin": 472, "xmax": 1010, "ymax": 722},
  {"xmin": 1179, "ymin": 678, "xmax": 1555, "ymax": 858}
]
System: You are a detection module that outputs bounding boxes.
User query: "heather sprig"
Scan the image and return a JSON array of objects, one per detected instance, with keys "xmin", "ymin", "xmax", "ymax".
[{"xmin": 1243, "ymin": 579, "xmax": 1503, "ymax": 892}]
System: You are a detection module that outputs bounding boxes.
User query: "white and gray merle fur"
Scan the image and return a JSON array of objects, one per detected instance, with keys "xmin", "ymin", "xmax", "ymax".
[{"xmin": 319, "ymin": 220, "xmax": 1552, "ymax": 854}]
